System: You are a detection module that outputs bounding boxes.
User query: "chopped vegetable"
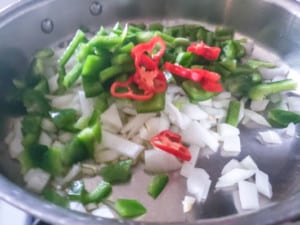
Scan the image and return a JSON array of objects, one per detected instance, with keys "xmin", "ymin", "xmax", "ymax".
[
  {"xmin": 267, "ymin": 109, "xmax": 300, "ymax": 128},
  {"xmin": 100, "ymin": 160, "xmax": 132, "ymax": 184},
  {"xmin": 225, "ymin": 100, "xmax": 241, "ymax": 127},
  {"xmin": 113, "ymin": 199, "xmax": 147, "ymax": 218},
  {"xmin": 147, "ymin": 174, "xmax": 169, "ymax": 199},
  {"xmin": 187, "ymin": 41, "xmax": 221, "ymax": 60},
  {"xmin": 238, "ymin": 181, "xmax": 259, "ymax": 210}
]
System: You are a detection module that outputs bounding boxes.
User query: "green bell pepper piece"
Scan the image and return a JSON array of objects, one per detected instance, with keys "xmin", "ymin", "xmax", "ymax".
[
  {"xmin": 100, "ymin": 160, "xmax": 132, "ymax": 184},
  {"xmin": 136, "ymin": 93, "xmax": 165, "ymax": 113},
  {"xmin": 268, "ymin": 109, "xmax": 300, "ymax": 128},
  {"xmin": 225, "ymin": 100, "xmax": 241, "ymax": 127},
  {"xmin": 82, "ymin": 76, "xmax": 104, "ymax": 98},
  {"xmin": 114, "ymin": 199, "xmax": 147, "ymax": 219},
  {"xmin": 83, "ymin": 181, "xmax": 112, "ymax": 204},
  {"xmin": 182, "ymin": 80, "xmax": 216, "ymax": 102},
  {"xmin": 49, "ymin": 109, "xmax": 78, "ymax": 132},
  {"xmin": 147, "ymin": 174, "xmax": 169, "ymax": 199},
  {"xmin": 23, "ymin": 90, "xmax": 50, "ymax": 115},
  {"xmin": 82, "ymin": 55, "xmax": 109, "ymax": 78}
]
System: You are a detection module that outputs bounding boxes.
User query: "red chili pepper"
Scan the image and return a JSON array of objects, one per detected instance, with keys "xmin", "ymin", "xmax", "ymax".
[
  {"xmin": 150, "ymin": 130, "xmax": 191, "ymax": 161},
  {"xmin": 110, "ymin": 76, "xmax": 154, "ymax": 100},
  {"xmin": 187, "ymin": 41, "xmax": 221, "ymax": 61}
]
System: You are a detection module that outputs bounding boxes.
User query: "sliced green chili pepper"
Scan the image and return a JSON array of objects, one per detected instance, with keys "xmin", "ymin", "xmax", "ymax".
[
  {"xmin": 114, "ymin": 199, "xmax": 147, "ymax": 218},
  {"xmin": 111, "ymin": 53, "xmax": 132, "ymax": 65},
  {"xmin": 248, "ymin": 79, "xmax": 297, "ymax": 100},
  {"xmin": 182, "ymin": 80, "xmax": 217, "ymax": 102},
  {"xmin": 147, "ymin": 174, "xmax": 169, "ymax": 199},
  {"xmin": 100, "ymin": 160, "xmax": 132, "ymax": 184},
  {"xmin": 63, "ymin": 63, "xmax": 83, "ymax": 88},
  {"xmin": 267, "ymin": 109, "xmax": 300, "ymax": 128},
  {"xmin": 99, "ymin": 64, "xmax": 134, "ymax": 83},
  {"xmin": 76, "ymin": 43, "xmax": 94, "ymax": 63},
  {"xmin": 49, "ymin": 109, "xmax": 78, "ymax": 132},
  {"xmin": 59, "ymin": 30, "xmax": 86, "ymax": 67},
  {"xmin": 136, "ymin": 93, "xmax": 165, "ymax": 113},
  {"xmin": 225, "ymin": 100, "xmax": 241, "ymax": 127},
  {"xmin": 83, "ymin": 181, "xmax": 112, "ymax": 204}
]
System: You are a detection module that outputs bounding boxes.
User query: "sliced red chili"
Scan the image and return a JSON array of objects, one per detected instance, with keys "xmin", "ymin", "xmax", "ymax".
[
  {"xmin": 187, "ymin": 41, "xmax": 221, "ymax": 61},
  {"xmin": 150, "ymin": 130, "xmax": 191, "ymax": 161},
  {"xmin": 110, "ymin": 76, "xmax": 154, "ymax": 100}
]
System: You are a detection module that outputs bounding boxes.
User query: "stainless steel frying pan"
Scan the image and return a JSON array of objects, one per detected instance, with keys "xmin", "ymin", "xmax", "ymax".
[{"xmin": 0, "ymin": 0, "xmax": 300, "ymax": 224}]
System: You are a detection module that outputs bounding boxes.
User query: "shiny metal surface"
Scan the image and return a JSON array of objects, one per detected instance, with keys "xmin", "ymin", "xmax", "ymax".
[{"xmin": 0, "ymin": 0, "xmax": 300, "ymax": 224}]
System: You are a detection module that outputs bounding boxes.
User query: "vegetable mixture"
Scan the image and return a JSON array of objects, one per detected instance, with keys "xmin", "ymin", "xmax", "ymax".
[{"xmin": 4, "ymin": 21, "xmax": 300, "ymax": 220}]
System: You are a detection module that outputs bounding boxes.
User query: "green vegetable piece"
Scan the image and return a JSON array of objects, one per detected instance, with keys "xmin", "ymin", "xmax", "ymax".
[
  {"xmin": 248, "ymin": 79, "xmax": 297, "ymax": 100},
  {"xmin": 82, "ymin": 76, "xmax": 104, "ymax": 98},
  {"xmin": 42, "ymin": 146, "xmax": 65, "ymax": 176},
  {"xmin": 99, "ymin": 64, "xmax": 134, "ymax": 83},
  {"xmin": 114, "ymin": 199, "xmax": 147, "ymax": 219},
  {"xmin": 267, "ymin": 109, "xmax": 300, "ymax": 128},
  {"xmin": 215, "ymin": 27, "xmax": 234, "ymax": 41},
  {"xmin": 149, "ymin": 23, "xmax": 163, "ymax": 31},
  {"xmin": 175, "ymin": 52, "xmax": 194, "ymax": 67},
  {"xmin": 49, "ymin": 109, "xmax": 78, "ymax": 132},
  {"xmin": 34, "ymin": 79, "xmax": 49, "ymax": 94},
  {"xmin": 67, "ymin": 180, "xmax": 85, "ymax": 201},
  {"xmin": 136, "ymin": 93, "xmax": 165, "ymax": 113},
  {"xmin": 147, "ymin": 174, "xmax": 169, "ymax": 199},
  {"xmin": 62, "ymin": 136, "xmax": 89, "ymax": 166},
  {"xmin": 83, "ymin": 181, "xmax": 112, "ymax": 204},
  {"xmin": 205, "ymin": 32, "xmax": 215, "ymax": 46},
  {"xmin": 76, "ymin": 43, "xmax": 93, "ymax": 63},
  {"xmin": 182, "ymin": 80, "xmax": 216, "ymax": 102},
  {"xmin": 77, "ymin": 121, "xmax": 101, "ymax": 154},
  {"xmin": 34, "ymin": 48, "xmax": 54, "ymax": 59},
  {"xmin": 154, "ymin": 31, "xmax": 175, "ymax": 44},
  {"xmin": 100, "ymin": 160, "xmax": 132, "ymax": 184},
  {"xmin": 23, "ymin": 90, "xmax": 50, "ymax": 115},
  {"xmin": 63, "ymin": 63, "xmax": 83, "ymax": 88},
  {"xmin": 219, "ymin": 59, "xmax": 237, "ymax": 72},
  {"xmin": 136, "ymin": 31, "xmax": 154, "ymax": 43},
  {"xmin": 174, "ymin": 37, "xmax": 190, "ymax": 47},
  {"xmin": 225, "ymin": 100, "xmax": 241, "ymax": 127},
  {"xmin": 119, "ymin": 42, "xmax": 135, "ymax": 54},
  {"xmin": 196, "ymin": 27, "xmax": 207, "ymax": 41},
  {"xmin": 223, "ymin": 40, "xmax": 236, "ymax": 59},
  {"xmin": 59, "ymin": 30, "xmax": 87, "ymax": 67},
  {"xmin": 247, "ymin": 59, "xmax": 276, "ymax": 69},
  {"xmin": 82, "ymin": 55, "xmax": 109, "ymax": 78},
  {"xmin": 94, "ymin": 92, "xmax": 109, "ymax": 113},
  {"xmin": 43, "ymin": 189, "xmax": 69, "ymax": 208},
  {"xmin": 111, "ymin": 53, "xmax": 132, "ymax": 65}
]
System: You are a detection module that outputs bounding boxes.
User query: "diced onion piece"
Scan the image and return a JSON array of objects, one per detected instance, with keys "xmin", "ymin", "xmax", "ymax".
[
  {"xmin": 101, "ymin": 131, "xmax": 144, "ymax": 159},
  {"xmin": 50, "ymin": 94, "xmax": 74, "ymax": 108},
  {"xmin": 181, "ymin": 103, "xmax": 208, "ymax": 121},
  {"xmin": 52, "ymin": 140, "xmax": 64, "ymax": 149},
  {"xmin": 221, "ymin": 159, "xmax": 242, "ymax": 175},
  {"xmin": 286, "ymin": 123, "xmax": 296, "ymax": 137},
  {"xmin": 186, "ymin": 168, "xmax": 211, "ymax": 202},
  {"xmin": 69, "ymin": 201, "xmax": 87, "ymax": 213},
  {"xmin": 92, "ymin": 204, "xmax": 115, "ymax": 218},
  {"xmin": 181, "ymin": 122, "xmax": 219, "ymax": 152},
  {"xmin": 244, "ymin": 109, "xmax": 271, "ymax": 127},
  {"xmin": 180, "ymin": 163, "xmax": 194, "ymax": 178},
  {"xmin": 101, "ymin": 103, "xmax": 123, "ymax": 133},
  {"xmin": 165, "ymin": 102, "xmax": 191, "ymax": 129},
  {"xmin": 287, "ymin": 96, "xmax": 300, "ymax": 114},
  {"xmin": 242, "ymin": 40, "xmax": 254, "ymax": 55},
  {"xmin": 41, "ymin": 118, "xmax": 56, "ymax": 133},
  {"xmin": 218, "ymin": 123, "xmax": 240, "ymax": 140},
  {"xmin": 141, "ymin": 116, "xmax": 170, "ymax": 140},
  {"xmin": 24, "ymin": 168, "xmax": 50, "ymax": 193},
  {"xmin": 121, "ymin": 113, "xmax": 155, "ymax": 138},
  {"xmin": 144, "ymin": 149, "xmax": 182, "ymax": 173},
  {"xmin": 215, "ymin": 91, "xmax": 231, "ymax": 100},
  {"xmin": 240, "ymin": 156, "xmax": 258, "ymax": 170},
  {"xmin": 216, "ymin": 168, "xmax": 255, "ymax": 189},
  {"xmin": 85, "ymin": 203, "xmax": 98, "ymax": 211},
  {"xmin": 78, "ymin": 91, "xmax": 94, "ymax": 117},
  {"xmin": 94, "ymin": 149, "xmax": 120, "ymax": 163},
  {"xmin": 257, "ymin": 130, "xmax": 282, "ymax": 144},
  {"xmin": 259, "ymin": 64, "xmax": 289, "ymax": 80},
  {"xmin": 222, "ymin": 135, "xmax": 241, "ymax": 156},
  {"xmin": 238, "ymin": 181, "xmax": 260, "ymax": 210},
  {"xmin": 39, "ymin": 132, "xmax": 52, "ymax": 146},
  {"xmin": 48, "ymin": 74, "xmax": 59, "ymax": 93},
  {"xmin": 83, "ymin": 176, "xmax": 103, "ymax": 192},
  {"xmin": 255, "ymin": 170, "xmax": 272, "ymax": 199},
  {"xmin": 212, "ymin": 99, "xmax": 230, "ymax": 109},
  {"xmin": 8, "ymin": 125, "xmax": 23, "ymax": 159},
  {"xmin": 58, "ymin": 132, "xmax": 73, "ymax": 143},
  {"xmin": 60, "ymin": 164, "xmax": 81, "ymax": 185},
  {"xmin": 250, "ymin": 99, "xmax": 269, "ymax": 112},
  {"xmin": 182, "ymin": 196, "xmax": 196, "ymax": 213}
]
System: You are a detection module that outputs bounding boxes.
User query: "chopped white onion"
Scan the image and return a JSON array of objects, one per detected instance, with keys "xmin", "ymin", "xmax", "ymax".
[
  {"xmin": 101, "ymin": 131, "xmax": 144, "ymax": 159},
  {"xmin": 218, "ymin": 123, "xmax": 240, "ymax": 140},
  {"xmin": 50, "ymin": 94, "xmax": 74, "ymax": 108},
  {"xmin": 182, "ymin": 196, "xmax": 196, "ymax": 213},
  {"xmin": 58, "ymin": 132, "xmax": 73, "ymax": 143},
  {"xmin": 83, "ymin": 176, "xmax": 102, "ymax": 192},
  {"xmin": 181, "ymin": 121, "xmax": 219, "ymax": 152},
  {"xmin": 250, "ymin": 99, "xmax": 269, "ymax": 112},
  {"xmin": 181, "ymin": 103, "xmax": 208, "ymax": 121},
  {"xmin": 48, "ymin": 75, "xmax": 59, "ymax": 93},
  {"xmin": 221, "ymin": 159, "xmax": 242, "ymax": 175},
  {"xmin": 39, "ymin": 132, "xmax": 52, "ymax": 146},
  {"xmin": 186, "ymin": 168, "xmax": 211, "ymax": 202},
  {"xmin": 287, "ymin": 96, "xmax": 300, "ymax": 114},
  {"xmin": 24, "ymin": 168, "xmax": 50, "ymax": 193},
  {"xmin": 144, "ymin": 149, "xmax": 182, "ymax": 173},
  {"xmin": 60, "ymin": 164, "xmax": 81, "ymax": 185},
  {"xmin": 259, "ymin": 64, "xmax": 289, "ymax": 80},
  {"xmin": 121, "ymin": 113, "xmax": 156, "ymax": 138},
  {"xmin": 214, "ymin": 92, "xmax": 231, "ymax": 100},
  {"xmin": 285, "ymin": 123, "xmax": 296, "ymax": 137},
  {"xmin": 92, "ymin": 204, "xmax": 115, "ymax": 218},
  {"xmin": 257, "ymin": 130, "xmax": 282, "ymax": 144},
  {"xmin": 41, "ymin": 118, "xmax": 56, "ymax": 133},
  {"xmin": 242, "ymin": 40, "xmax": 254, "ymax": 55},
  {"xmin": 8, "ymin": 120, "xmax": 23, "ymax": 159},
  {"xmin": 180, "ymin": 163, "xmax": 194, "ymax": 178},
  {"xmin": 244, "ymin": 109, "xmax": 271, "ymax": 127},
  {"xmin": 212, "ymin": 99, "xmax": 230, "ymax": 109},
  {"xmin": 238, "ymin": 181, "xmax": 260, "ymax": 210},
  {"xmin": 101, "ymin": 103, "xmax": 123, "ymax": 133},
  {"xmin": 94, "ymin": 149, "xmax": 120, "ymax": 163},
  {"xmin": 222, "ymin": 135, "xmax": 241, "ymax": 156},
  {"xmin": 240, "ymin": 156, "xmax": 258, "ymax": 170},
  {"xmin": 78, "ymin": 91, "xmax": 94, "ymax": 117},
  {"xmin": 165, "ymin": 102, "xmax": 191, "ymax": 129},
  {"xmin": 69, "ymin": 201, "xmax": 87, "ymax": 213},
  {"xmin": 85, "ymin": 203, "xmax": 98, "ymax": 211},
  {"xmin": 141, "ymin": 116, "xmax": 170, "ymax": 140},
  {"xmin": 255, "ymin": 170, "xmax": 272, "ymax": 199},
  {"xmin": 216, "ymin": 168, "xmax": 255, "ymax": 189}
]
